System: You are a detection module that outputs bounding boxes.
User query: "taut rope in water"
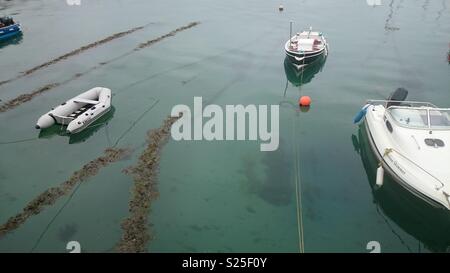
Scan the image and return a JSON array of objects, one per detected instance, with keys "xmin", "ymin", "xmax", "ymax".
[
  {"xmin": 292, "ymin": 116, "xmax": 305, "ymax": 253},
  {"xmin": 292, "ymin": 58, "xmax": 306, "ymax": 252}
]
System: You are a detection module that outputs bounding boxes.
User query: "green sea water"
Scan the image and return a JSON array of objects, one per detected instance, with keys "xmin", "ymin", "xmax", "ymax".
[{"xmin": 0, "ymin": 0, "xmax": 449, "ymax": 253}]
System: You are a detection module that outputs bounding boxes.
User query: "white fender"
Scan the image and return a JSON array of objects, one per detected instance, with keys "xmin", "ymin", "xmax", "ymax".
[{"xmin": 376, "ymin": 165, "xmax": 384, "ymax": 187}]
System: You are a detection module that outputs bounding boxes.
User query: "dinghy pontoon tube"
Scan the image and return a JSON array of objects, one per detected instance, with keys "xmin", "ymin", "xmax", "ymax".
[
  {"xmin": 36, "ymin": 87, "xmax": 112, "ymax": 134},
  {"xmin": 357, "ymin": 90, "xmax": 450, "ymax": 210}
]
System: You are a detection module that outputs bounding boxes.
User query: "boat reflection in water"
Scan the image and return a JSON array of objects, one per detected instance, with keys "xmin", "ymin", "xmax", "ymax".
[
  {"xmin": 38, "ymin": 106, "xmax": 115, "ymax": 144},
  {"xmin": 284, "ymin": 55, "xmax": 327, "ymax": 88},
  {"xmin": 281, "ymin": 55, "xmax": 327, "ymax": 114},
  {"xmin": 352, "ymin": 123, "xmax": 450, "ymax": 253},
  {"xmin": 0, "ymin": 32, "xmax": 23, "ymax": 49}
]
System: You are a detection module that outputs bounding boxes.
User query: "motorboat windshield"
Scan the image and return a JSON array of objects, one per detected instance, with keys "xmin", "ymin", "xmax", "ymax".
[{"xmin": 387, "ymin": 106, "xmax": 450, "ymax": 130}]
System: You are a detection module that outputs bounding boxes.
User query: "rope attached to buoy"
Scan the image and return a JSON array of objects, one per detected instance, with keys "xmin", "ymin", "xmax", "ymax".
[
  {"xmin": 292, "ymin": 116, "xmax": 305, "ymax": 253},
  {"xmin": 291, "ymin": 53, "xmax": 307, "ymax": 253}
]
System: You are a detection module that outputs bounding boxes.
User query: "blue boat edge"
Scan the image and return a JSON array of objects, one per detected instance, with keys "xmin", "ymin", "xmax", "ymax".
[{"xmin": 0, "ymin": 23, "xmax": 22, "ymax": 42}]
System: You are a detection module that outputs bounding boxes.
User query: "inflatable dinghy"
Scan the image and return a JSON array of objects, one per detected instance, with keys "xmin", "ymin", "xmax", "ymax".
[
  {"xmin": 36, "ymin": 87, "xmax": 112, "ymax": 134},
  {"xmin": 0, "ymin": 16, "xmax": 21, "ymax": 41}
]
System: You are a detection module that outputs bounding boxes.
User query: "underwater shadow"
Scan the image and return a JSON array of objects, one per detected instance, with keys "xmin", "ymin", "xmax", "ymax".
[
  {"xmin": 241, "ymin": 139, "xmax": 294, "ymax": 206},
  {"xmin": 0, "ymin": 32, "xmax": 23, "ymax": 49}
]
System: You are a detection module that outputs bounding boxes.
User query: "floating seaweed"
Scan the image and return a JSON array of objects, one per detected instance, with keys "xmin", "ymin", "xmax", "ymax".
[
  {"xmin": 0, "ymin": 83, "xmax": 60, "ymax": 113},
  {"xmin": 0, "ymin": 147, "xmax": 131, "ymax": 238},
  {"xmin": 0, "ymin": 24, "xmax": 149, "ymax": 87},
  {"xmin": 136, "ymin": 22, "xmax": 199, "ymax": 49},
  {"xmin": 384, "ymin": 0, "xmax": 401, "ymax": 32},
  {"xmin": 116, "ymin": 115, "xmax": 181, "ymax": 253},
  {"xmin": 0, "ymin": 22, "xmax": 200, "ymax": 114}
]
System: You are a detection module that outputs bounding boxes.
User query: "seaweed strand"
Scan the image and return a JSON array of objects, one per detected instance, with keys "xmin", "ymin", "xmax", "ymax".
[
  {"xmin": 116, "ymin": 114, "xmax": 181, "ymax": 252},
  {"xmin": 0, "ymin": 24, "xmax": 151, "ymax": 87},
  {"xmin": 0, "ymin": 148, "xmax": 131, "ymax": 238},
  {"xmin": 0, "ymin": 22, "xmax": 200, "ymax": 114}
]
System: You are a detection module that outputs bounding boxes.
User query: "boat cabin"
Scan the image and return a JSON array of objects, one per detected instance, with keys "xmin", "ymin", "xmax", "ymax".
[
  {"xmin": 289, "ymin": 31, "xmax": 324, "ymax": 52},
  {"xmin": 385, "ymin": 105, "xmax": 450, "ymax": 130}
]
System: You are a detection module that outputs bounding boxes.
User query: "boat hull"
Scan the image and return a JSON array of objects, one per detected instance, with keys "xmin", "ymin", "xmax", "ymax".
[
  {"xmin": 364, "ymin": 105, "xmax": 450, "ymax": 210},
  {"xmin": 284, "ymin": 31, "xmax": 328, "ymax": 68},
  {"xmin": 68, "ymin": 105, "xmax": 111, "ymax": 134},
  {"xmin": 364, "ymin": 120, "xmax": 446, "ymax": 209},
  {"xmin": 356, "ymin": 123, "xmax": 450, "ymax": 252},
  {"xmin": 285, "ymin": 48, "xmax": 327, "ymax": 67},
  {"xmin": 0, "ymin": 23, "xmax": 22, "ymax": 41}
]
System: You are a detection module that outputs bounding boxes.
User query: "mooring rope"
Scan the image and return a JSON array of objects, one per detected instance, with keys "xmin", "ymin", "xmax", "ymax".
[
  {"xmin": 292, "ymin": 113, "xmax": 305, "ymax": 253},
  {"xmin": 289, "ymin": 19, "xmax": 311, "ymax": 254},
  {"xmin": 0, "ymin": 137, "xmax": 38, "ymax": 145},
  {"xmin": 30, "ymin": 182, "xmax": 82, "ymax": 253},
  {"xmin": 0, "ymin": 119, "xmax": 113, "ymax": 146},
  {"xmin": 297, "ymin": 51, "xmax": 307, "ymax": 253},
  {"xmin": 284, "ymin": 52, "xmax": 307, "ymax": 253},
  {"xmin": 105, "ymin": 124, "xmax": 112, "ymax": 147},
  {"xmin": 112, "ymin": 99, "xmax": 159, "ymax": 148}
]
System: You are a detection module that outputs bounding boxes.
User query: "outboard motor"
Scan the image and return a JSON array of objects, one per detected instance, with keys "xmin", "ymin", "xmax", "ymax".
[{"xmin": 386, "ymin": 88, "xmax": 408, "ymax": 108}]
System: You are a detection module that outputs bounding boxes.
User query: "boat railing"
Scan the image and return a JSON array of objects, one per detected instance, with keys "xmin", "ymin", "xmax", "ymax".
[
  {"xmin": 369, "ymin": 100, "xmax": 450, "ymax": 130},
  {"xmin": 366, "ymin": 99, "xmax": 438, "ymax": 108}
]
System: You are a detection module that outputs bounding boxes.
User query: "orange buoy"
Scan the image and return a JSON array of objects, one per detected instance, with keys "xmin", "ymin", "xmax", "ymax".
[{"xmin": 299, "ymin": 96, "xmax": 311, "ymax": 107}]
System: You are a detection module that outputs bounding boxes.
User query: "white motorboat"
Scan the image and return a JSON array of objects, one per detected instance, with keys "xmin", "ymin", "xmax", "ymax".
[
  {"xmin": 354, "ymin": 88, "xmax": 450, "ymax": 210},
  {"xmin": 36, "ymin": 87, "xmax": 112, "ymax": 134},
  {"xmin": 284, "ymin": 23, "xmax": 328, "ymax": 69}
]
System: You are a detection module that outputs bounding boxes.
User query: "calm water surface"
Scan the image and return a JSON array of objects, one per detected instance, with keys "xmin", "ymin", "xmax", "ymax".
[{"xmin": 0, "ymin": 0, "xmax": 449, "ymax": 252}]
